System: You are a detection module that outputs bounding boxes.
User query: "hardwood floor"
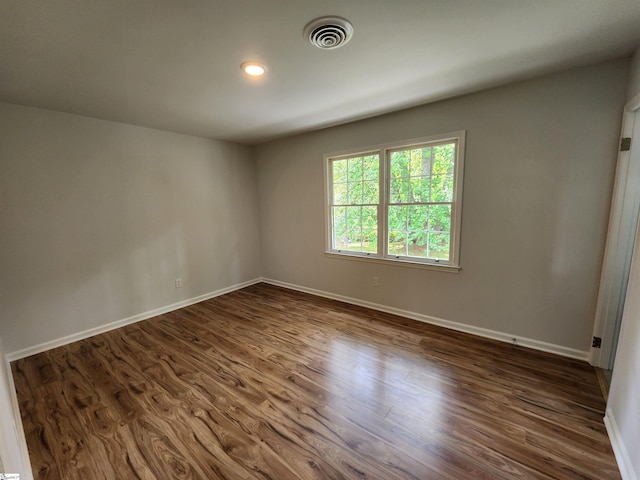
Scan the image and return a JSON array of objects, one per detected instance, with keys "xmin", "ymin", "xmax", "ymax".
[{"xmin": 11, "ymin": 283, "xmax": 620, "ymax": 479}]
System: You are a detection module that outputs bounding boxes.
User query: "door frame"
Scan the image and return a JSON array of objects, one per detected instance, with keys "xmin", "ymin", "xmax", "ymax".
[{"xmin": 590, "ymin": 92, "xmax": 640, "ymax": 368}]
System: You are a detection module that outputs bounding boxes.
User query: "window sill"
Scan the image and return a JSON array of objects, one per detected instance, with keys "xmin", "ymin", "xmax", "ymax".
[{"xmin": 324, "ymin": 251, "xmax": 461, "ymax": 273}]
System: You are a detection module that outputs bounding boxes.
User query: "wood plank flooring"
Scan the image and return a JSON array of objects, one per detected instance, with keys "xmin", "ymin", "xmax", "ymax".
[{"xmin": 11, "ymin": 283, "xmax": 620, "ymax": 479}]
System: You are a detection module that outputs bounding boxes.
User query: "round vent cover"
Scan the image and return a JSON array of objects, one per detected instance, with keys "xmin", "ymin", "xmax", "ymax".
[{"xmin": 303, "ymin": 16, "xmax": 353, "ymax": 50}]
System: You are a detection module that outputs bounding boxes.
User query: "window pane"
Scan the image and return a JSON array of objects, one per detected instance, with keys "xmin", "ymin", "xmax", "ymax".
[
  {"xmin": 332, "ymin": 155, "xmax": 380, "ymax": 207},
  {"xmin": 388, "ymin": 230, "xmax": 407, "ymax": 256},
  {"xmin": 390, "ymin": 150, "xmax": 411, "ymax": 203},
  {"xmin": 388, "ymin": 205, "xmax": 408, "ymax": 256},
  {"xmin": 333, "ymin": 159, "xmax": 347, "ymax": 184},
  {"xmin": 348, "ymin": 180, "xmax": 363, "ymax": 204},
  {"xmin": 407, "ymin": 205, "xmax": 428, "ymax": 232},
  {"xmin": 428, "ymin": 205, "xmax": 451, "ymax": 260},
  {"xmin": 433, "ymin": 143, "xmax": 455, "ymax": 175},
  {"xmin": 331, "ymin": 205, "xmax": 378, "ymax": 254},
  {"xmin": 362, "ymin": 206, "xmax": 377, "ymax": 230},
  {"xmin": 431, "ymin": 174, "xmax": 453, "ymax": 202},
  {"xmin": 408, "ymin": 232, "xmax": 428, "ymax": 258},
  {"xmin": 362, "ymin": 206, "xmax": 378, "ymax": 253},
  {"xmin": 390, "ymin": 175, "xmax": 409, "ymax": 203},
  {"xmin": 362, "ymin": 230, "xmax": 377, "ymax": 253},
  {"xmin": 333, "ymin": 182, "xmax": 348, "ymax": 205},
  {"xmin": 391, "ymin": 148, "xmax": 439, "ymax": 204},
  {"xmin": 410, "ymin": 176, "xmax": 430, "ymax": 202},
  {"xmin": 390, "ymin": 150, "xmax": 410, "ymax": 177},
  {"xmin": 428, "ymin": 233, "xmax": 450, "ymax": 260},
  {"xmin": 346, "ymin": 206, "xmax": 362, "ymax": 251},
  {"xmin": 363, "ymin": 155, "xmax": 379, "ymax": 181},
  {"xmin": 348, "ymin": 157, "xmax": 363, "ymax": 183},
  {"xmin": 429, "ymin": 204, "xmax": 451, "ymax": 233},
  {"xmin": 332, "ymin": 206, "xmax": 347, "ymax": 250},
  {"xmin": 404, "ymin": 205, "xmax": 426, "ymax": 258},
  {"xmin": 363, "ymin": 180, "xmax": 379, "ymax": 204},
  {"xmin": 410, "ymin": 147, "xmax": 432, "ymax": 176},
  {"xmin": 388, "ymin": 205, "xmax": 407, "ymax": 232}
]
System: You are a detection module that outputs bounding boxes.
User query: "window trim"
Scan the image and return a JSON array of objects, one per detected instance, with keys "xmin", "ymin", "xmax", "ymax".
[{"xmin": 324, "ymin": 131, "xmax": 465, "ymax": 270}]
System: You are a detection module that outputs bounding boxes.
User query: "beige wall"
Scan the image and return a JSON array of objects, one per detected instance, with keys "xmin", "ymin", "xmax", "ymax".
[
  {"xmin": 256, "ymin": 59, "xmax": 628, "ymax": 353},
  {"xmin": 0, "ymin": 103, "xmax": 262, "ymax": 354}
]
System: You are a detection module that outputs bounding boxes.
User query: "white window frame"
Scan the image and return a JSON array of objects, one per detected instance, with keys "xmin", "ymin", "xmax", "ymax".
[{"xmin": 324, "ymin": 131, "xmax": 465, "ymax": 272}]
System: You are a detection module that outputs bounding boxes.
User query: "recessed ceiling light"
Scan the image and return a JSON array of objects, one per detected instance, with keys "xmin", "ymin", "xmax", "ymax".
[{"xmin": 241, "ymin": 62, "xmax": 267, "ymax": 77}]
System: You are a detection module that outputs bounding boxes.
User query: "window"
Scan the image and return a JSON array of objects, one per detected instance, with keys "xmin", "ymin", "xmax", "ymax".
[
  {"xmin": 330, "ymin": 152, "xmax": 380, "ymax": 254},
  {"xmin": 326, "ymin": 131, "xmax": 465, "ymax": 269}
]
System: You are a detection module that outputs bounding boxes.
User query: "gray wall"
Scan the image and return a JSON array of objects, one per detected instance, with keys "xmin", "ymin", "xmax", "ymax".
[
  {"xmin": 0, "ymin": 103, "xmax": 262, "ymax": 353},
  {"xmin": 255, "ymin": 59, "xmax": 628, "ymax": 353},
  {"xmin": 628, "ymin": 45, "xmax": 640, "ymax": 100}
]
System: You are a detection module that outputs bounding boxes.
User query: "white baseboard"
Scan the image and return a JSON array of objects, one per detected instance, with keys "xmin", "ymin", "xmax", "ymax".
[
  {"xmin": 7, "ymin": 276, "xmax": 590, "ymax": 363},
  {"xmin": 6, "ymin": 278, "xmax": 262, "ymax": 361},
  {"xmin": 3, "ymin": 354, "xmax": 34, "ymax": 480},
  {"xmin": 261, "ymin": 278, "xmax": 589, "ymax": 361},
  {"xmin": 605, "ymin": 409, "xmax": 639, "ymax": 480}
]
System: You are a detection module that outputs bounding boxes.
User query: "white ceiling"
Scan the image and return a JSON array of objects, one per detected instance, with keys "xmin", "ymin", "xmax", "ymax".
[{"xmin": 1, "ymin": 0, "xmax": 640, "ymax": 144}]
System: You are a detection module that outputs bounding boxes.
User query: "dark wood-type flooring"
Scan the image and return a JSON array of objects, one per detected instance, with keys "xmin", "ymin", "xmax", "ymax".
[{"xmin": 12, "ymin": 283, "xmax": 620, "ymax": 479}]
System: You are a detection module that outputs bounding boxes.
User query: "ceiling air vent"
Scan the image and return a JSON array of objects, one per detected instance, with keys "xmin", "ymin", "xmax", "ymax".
[{"xmin": 303, "ymin": 16, "xmax": 354, "ymax": 50}]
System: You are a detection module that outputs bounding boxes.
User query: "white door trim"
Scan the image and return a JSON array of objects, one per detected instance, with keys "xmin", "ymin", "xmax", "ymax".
[{"xmin": 590, "ymin": 92, "xmax": 640, "ymax": 368}]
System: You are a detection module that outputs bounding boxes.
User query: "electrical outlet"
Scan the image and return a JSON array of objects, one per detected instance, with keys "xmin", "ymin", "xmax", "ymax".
[
  {"xmin": 175, "ymin": 278, "xmax": 182, "ymax": 288},
  {"xmin": 372, "ymin": 276, "xmax": 379, "ymax": 287}
]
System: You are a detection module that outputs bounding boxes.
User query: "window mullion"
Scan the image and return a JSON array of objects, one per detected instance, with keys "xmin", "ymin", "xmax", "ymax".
[
  {"xmin": 404, "ymin": 198, "xmax": 409, "ymax": 257},
  {"xmin": 360, "ymin": 159, "xmax": 364, "ymax": 252},
  {"xmin": 381, "ymin": 149, "xmax": 389, "ymax": 259},
  {"xmin": 388, "ymin": 201, "xmax": 450, "ymax": 206}
]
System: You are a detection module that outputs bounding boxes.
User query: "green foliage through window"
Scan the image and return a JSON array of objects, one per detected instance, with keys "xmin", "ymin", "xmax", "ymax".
[
  {"xmin": 331, "ymin": 155, "xmax": 380, "ymax": 254},
  {"xmin": 388, "ymin": 143, "xmax": 455, "ymax": 260}
]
